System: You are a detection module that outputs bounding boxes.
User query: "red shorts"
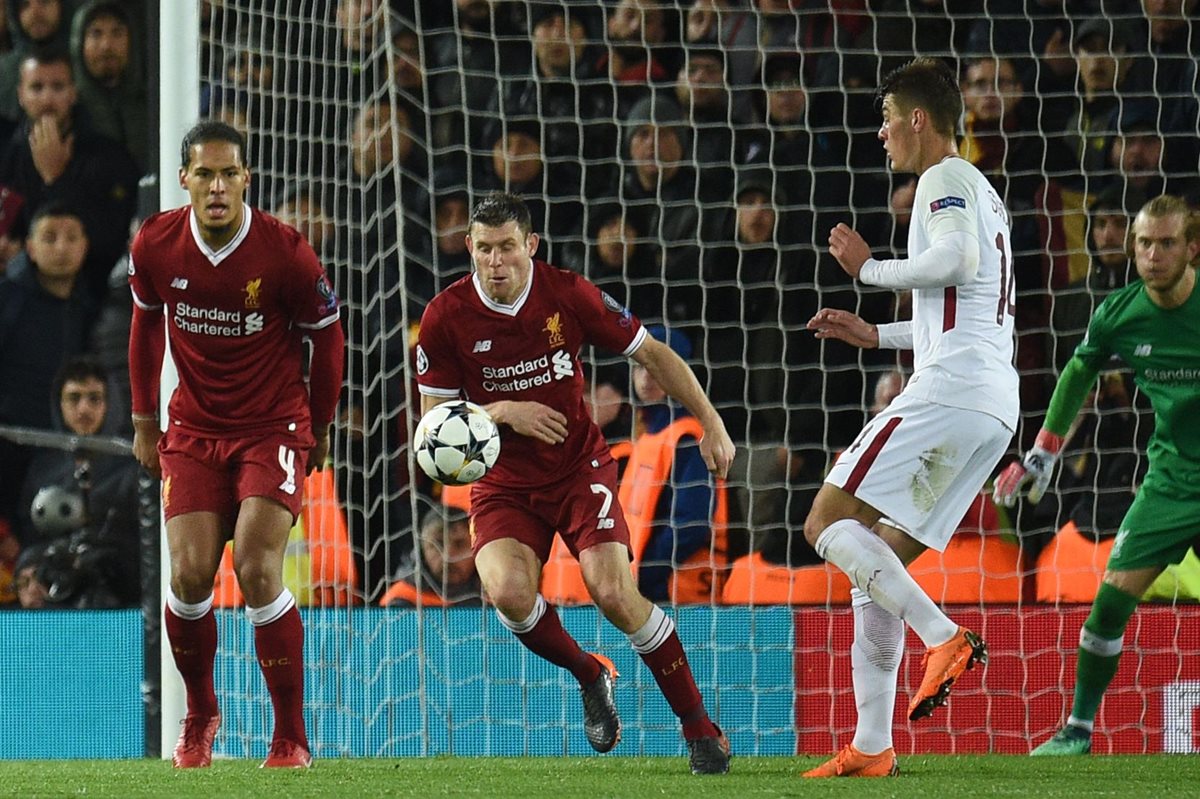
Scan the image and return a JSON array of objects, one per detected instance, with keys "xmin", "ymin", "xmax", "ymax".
[
  {"xmin": 158, "ymin": 427, "xmax": 313, "ymax": 523},
  {"xmin": 469, "ymin": 458, "xmax": 631, "ymax": 562}
]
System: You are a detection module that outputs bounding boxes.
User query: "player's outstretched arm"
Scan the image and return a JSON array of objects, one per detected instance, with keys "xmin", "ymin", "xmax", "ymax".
[
  {"xmin": 807, "ymin": 308, "xmax": 880, "ymax": 349},
  {"xmin": 631, "ymin": 336, "xmax": 734, "ymax": 478}
]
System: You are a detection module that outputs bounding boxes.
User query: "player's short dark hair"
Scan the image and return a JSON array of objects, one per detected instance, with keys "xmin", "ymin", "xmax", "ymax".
[
  {"xmin": 180, "ymin": 119, "xmax": 247, "ymax": 169},
  {"xmin": 878, "ymin": 57, "xmax": 962, "ymax": 139},
  {"xmin": 54, "ymin": 356, "xmax": 108, "ymax": 399},
  {"xmin": 470, "ymin": 192, "xmax": 533, "ymax": 237},
  {"xmin": 20, "ymin": 45, "xmax": 73, "ymax": 79},
  {"xmin": 30, "ymin": 199, "xmax": 84, "ymax": 230}
]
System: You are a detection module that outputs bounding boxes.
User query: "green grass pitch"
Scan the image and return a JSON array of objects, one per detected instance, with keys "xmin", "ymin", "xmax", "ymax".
[{"xmin": 1, "ymin": 755, "xmax": 1197, "ymax": 798}]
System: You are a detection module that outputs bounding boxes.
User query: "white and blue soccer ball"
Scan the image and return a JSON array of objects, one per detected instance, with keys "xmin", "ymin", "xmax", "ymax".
[{"xmin": 414, "ymin": 400, "xmax": 501, "ymax": 485}]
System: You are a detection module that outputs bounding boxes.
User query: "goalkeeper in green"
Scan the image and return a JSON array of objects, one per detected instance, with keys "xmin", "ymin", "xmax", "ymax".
[{"xmin": 995, "ymin": 194, "xmax": 1200, "ymax": 755}]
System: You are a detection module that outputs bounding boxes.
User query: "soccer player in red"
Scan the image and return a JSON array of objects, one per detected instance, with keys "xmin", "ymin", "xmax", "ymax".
[
  {"xmin": 128, "ymin": 121, "xmax": 344, "ymax": 769},
  {"xmin": 416, "ymin": 192, "xmax": 734, "ymax": 774}
]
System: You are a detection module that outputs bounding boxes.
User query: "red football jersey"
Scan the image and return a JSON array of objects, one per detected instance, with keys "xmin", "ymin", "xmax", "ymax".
[
  {"xmin": 417, "ymin": 260, "xmax": 646, "ymax": 489},
  {"xmin": 129, "ymin": 205, "xmax": 340, "ymax": 437}
]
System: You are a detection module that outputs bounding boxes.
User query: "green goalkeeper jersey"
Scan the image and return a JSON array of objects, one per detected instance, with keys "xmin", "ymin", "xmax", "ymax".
[{"xmin": 1046, "ymin": 276, "xmax": 1200, "ymax": 484}]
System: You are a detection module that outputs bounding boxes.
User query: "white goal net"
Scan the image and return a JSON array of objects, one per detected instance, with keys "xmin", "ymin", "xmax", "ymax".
[{"xmin": 192, "ymin": 0, "xmax": 1200, "ymax": 759}]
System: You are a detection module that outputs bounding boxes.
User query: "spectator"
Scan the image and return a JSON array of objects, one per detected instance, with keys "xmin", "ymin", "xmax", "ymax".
[
  {"xmin": 698, "ymin": 168, "xmax": 825, "ymax": 561},
  {"xmin": 959, "ymin": 55, "xmax": 1051, "ymax": 205},
  {"xmin": 0, "ymin": 0, "xmax": 72, "ymax": 122},
  {"xmin": 1048, "ymin": 19, "xmax": 1144, "ymax": 187},
  {"xmin": 683, "ymin": 0, "xmax": 758, "ymax": 118},
  {"xmin": 757, "ymin": 0, "xmax": 864, "ymax": 87},
  {"xmin": 1101, "ymin": 100, "xmax": 1200, "ymax": 203},
  {"xmin": 70, "ymin": 0, "xmax": 148, "ymax": 172},
  {"xmin": 379, "ymin": 503, "xmax": 482, "ymax": 607},
  {"xmin": 427, "ymin": 0, "xmax": 529, "ymax": 150},
  {"xmin": 272, "ymin": 182, "xmax": 335, "ymax": 264},
  {"xmin": 0, "ymin": 46, "xmax": 140, "ymax": 304},
  {"xmin": 965, "ymin": 0, "xmax": 1077, "ymax": 84},
  {"xmin": 473, "ymin": 117, "xmax": 582, "ymax": 266},
  {"xmin": 673, "ymin": 45, "xmax": 734, "ymax": 201},
  {"xmin": 496, "ymin": 2, "xmax": 616, "ymax": 198},
  {"xmin": 569, "ymin": 203, "xmax": 661, "ymax": 325},
  {"xmin": 1125, "ymin": 0, "xmax": 1199, "ymax": 138},
  {"xmin": 428, "ymin": 163, "xmax": 471, "ymax": 289},
  {"xmin": 865, "ymin": 0, "xmax": 971, "ymax": 78},
  {"xmin": 739, "ymin": 52, "xmax": 850, "ymax": 248},
  {"xmin": 1050, "ymin": 182, "xmax": 1143, "ymax": 372},
  {"xmin": 339, "ymin": 96, "xmax": 431, "ymax": 312},
  {"xmin": 0, "ymin": 200, "xmax": 93, "ymax": 431},
  {"xmin": 12, "ymin": 356, "xmax": 140, "ymax": 607},
  {"xmin": 389, "ymin": 18, "xmax": 424, "ymax": 107},
  {"xmin": 599, "ymin": 0, "xmax": 678, "ymax": 118},
  {"xmin": 624, "ymin": 324, "xmax": 728, "ymax": 604},
  {"xmin": 614, "ymin": 94, "xmax": 704, "ymax": 327},
  {"xmin": 584, "ymin": 363, "xmax": 634, "ymax": 447},
  {"xmin": 0, "ymin": 200, "xmax": 94, "ymax": 528}
]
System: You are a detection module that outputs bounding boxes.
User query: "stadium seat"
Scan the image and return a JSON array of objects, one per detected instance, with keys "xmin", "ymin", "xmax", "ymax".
[
  {"xmin": 1035, "ymin": 520, "xmax": 1115, "ymax": 603},
  {"xmin": 720, "ymin": 551, "xmax": 852, "ymax": 605}
]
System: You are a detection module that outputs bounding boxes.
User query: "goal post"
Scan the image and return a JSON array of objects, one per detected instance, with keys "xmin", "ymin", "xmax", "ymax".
[{"xmin": 155, "ymin": 0, "xmax": 200, "ymax": 760}]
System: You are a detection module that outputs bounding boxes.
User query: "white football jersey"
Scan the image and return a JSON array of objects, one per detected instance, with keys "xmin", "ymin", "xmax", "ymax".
[{"xmin": 903, "ymin": 157, "xmax": 1019, "ymax": 430}]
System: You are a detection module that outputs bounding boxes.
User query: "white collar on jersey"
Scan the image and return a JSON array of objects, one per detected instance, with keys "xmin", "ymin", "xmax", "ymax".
[
  {"xmin": 471, "ymin": 264, "xmax": 534, "ymax": 317},
  {"xmin": 189, "ymin": 203, "xmax": 253, "ymax": 266}
]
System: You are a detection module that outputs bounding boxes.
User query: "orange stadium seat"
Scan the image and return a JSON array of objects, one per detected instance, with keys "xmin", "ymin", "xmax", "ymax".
[
  {"xmin": 720, "ymin": 551, "xmax": 852, "ymax": 605},
  {"xmin": 1034, "ymin": 520, "xmax": 1115, "ymax": 603}
]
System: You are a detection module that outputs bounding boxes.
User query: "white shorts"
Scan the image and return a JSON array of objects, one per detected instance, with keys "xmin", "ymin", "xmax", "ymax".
[{"xmin": 825, "ymin": 393, "xmax": 1013, "ymax": 551}]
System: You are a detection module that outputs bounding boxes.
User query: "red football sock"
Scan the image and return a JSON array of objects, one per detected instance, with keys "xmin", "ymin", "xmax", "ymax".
[
  {"xmin": 514, "ymin": 604, "xmax": 602, "ymax": 684},
  {"xmin": 253, "ymin": 605, "xmax": 308, "ymax": 748},
  {"xmin": 637, "ymin": 630, "xmax": 718, "ymax": 739},
  {"xmin": 164, "ymin": 605, "xmax": 219, "ymax": 717}
]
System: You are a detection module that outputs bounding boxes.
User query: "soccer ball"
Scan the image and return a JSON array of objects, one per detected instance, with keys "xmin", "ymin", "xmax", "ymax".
[{"xmin": 414, "ymin": 400, "xmax": 501, "ymax": 485}]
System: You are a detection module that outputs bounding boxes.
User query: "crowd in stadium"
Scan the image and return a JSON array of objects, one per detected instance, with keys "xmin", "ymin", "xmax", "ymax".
[{"xmin": 0, "ymin": 0, "xmax": 1197, "ymax": 608}]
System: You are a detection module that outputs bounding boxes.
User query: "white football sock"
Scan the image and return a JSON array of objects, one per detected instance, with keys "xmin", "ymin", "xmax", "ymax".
[
  {"xmin": 815, "ymin": 519, "xmax": 958, "ymax": 648},
  {"xmin": 497, "ymin": 594, "xmax": 547, "ymax": 634},
  {"xmin": 246, "ymin": 588, "xmax": 296, "ymax": 626},
  {"xmin": 849, "ymin": 589, "xmax": 904, "ymax": 755},
  {"xmin": 167, "ymin": 588, "xmax": 214, "ymax": 620}
]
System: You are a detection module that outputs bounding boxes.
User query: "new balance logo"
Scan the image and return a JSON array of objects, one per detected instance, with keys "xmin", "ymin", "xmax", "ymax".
[
  {"xmin": 170, "ymin": 277, "xmax": 189, "ymax": 290},
  {"xmin": 1134, "ymin": 344, "xmax": 1152, "ymax": 357},
  {"xmin": 473, "ymin": 340, "xmax": 492, "ymax": 353}
]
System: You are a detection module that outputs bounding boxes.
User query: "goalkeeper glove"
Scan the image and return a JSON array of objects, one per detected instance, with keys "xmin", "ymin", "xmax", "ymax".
[{"xmin": 993, "ymin": 429, "xmax": 1065, "ymax": 507}]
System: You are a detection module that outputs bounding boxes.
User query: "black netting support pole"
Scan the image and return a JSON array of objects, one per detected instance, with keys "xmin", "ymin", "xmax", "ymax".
[{"xmin": 138, "ymin": 470, "xmax": 161, "ymax": 758}]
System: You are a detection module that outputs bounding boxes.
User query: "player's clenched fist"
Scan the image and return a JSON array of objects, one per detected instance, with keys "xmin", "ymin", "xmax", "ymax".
[{"xmin": 993, "ymin": 429, "xmax": 1065, "ymax": 506}]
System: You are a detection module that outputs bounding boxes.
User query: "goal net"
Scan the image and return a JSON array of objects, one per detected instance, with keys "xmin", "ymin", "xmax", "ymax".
[{"xmin": 193, "ymin": 0, "xmax": 1200, "ymax": 758}]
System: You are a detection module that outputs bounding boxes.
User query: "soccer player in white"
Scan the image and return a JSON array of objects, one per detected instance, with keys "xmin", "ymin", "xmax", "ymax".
[{"xmin": 801, "ymin": 57, "xmax": 1019, "ymax": 777}]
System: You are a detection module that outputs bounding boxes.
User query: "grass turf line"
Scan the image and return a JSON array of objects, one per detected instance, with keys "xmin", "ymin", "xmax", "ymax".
[{"xmin": 0, "ymin": 755, "xmax": 1197, "ymax": 798}]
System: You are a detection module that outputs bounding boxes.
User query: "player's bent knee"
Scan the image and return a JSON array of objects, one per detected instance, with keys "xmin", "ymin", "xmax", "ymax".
[
  {"xmin": 171, "ymin": 571, "xmax": 217, "ymax": 604},
  {"xmin": 487, "ymin": 580, "xmax": 539, "ymax": 621}
]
